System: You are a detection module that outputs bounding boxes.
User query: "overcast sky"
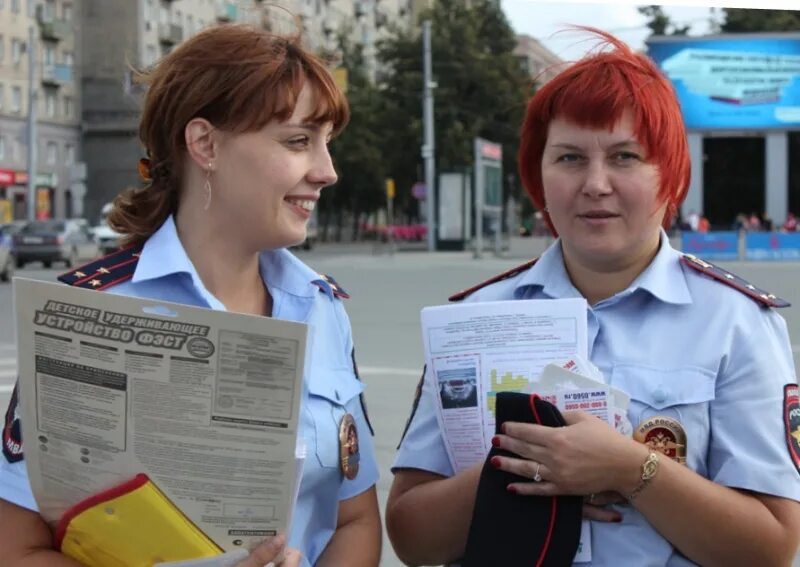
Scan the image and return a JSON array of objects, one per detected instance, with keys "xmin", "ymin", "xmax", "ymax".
[{"xmin": 499, "ymin": 1, "xmax": 717, "ymax": 61}]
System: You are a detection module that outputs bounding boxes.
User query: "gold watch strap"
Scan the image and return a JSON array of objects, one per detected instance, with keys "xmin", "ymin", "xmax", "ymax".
[{"xmin": 627, "ymin": 450, "xmax": 659, "ymax": 501}]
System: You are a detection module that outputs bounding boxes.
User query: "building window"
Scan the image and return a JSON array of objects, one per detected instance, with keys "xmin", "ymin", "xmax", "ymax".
[
  {"xmin": 186, "ymin": 14, "xmax": 193, "ymax": 35},
  {"xmin": 63, "ymin": 95, "xmax": 73, "ymax": 118},
  {"xmin": 43, "ymin": 0, "xmax": 55, "ymax": 20},
  {"xmin": 65, "ymin": 143, "xmax": 74, "ymax": 165},
  {"xmin": 11, "ymin": 38, "xmax": 22, "ymax": 65},
  {"xmin": 11, "ymin": 86, "xmax": 21, "ymax": 113},
  {"xmin": 0, "ymin": 84, "xmax": 4, "ymax": 110},
  {"xmin": 45, "ymin": 91, "xmax": 55, "ymax": 118},
  {"xmin": 46, "ymin": 141, "xmax": 57, "ymax": 165},
  {"xmin": 43, "ymin": 44, "xmax": 55, "ymax": 66},
  {"xmin": 0, "ymin": 138, "xmax": 5, "ymax": 161},
  {"xmin": 160, "ymin": 5, "xmax": 168, "ymax": 24},
  {"xmin": 11, "ymin": 139, "xmax": 19, "ymax": 161},
  {"xmin": 63, "ymin": 51, "xmax": 73, "ymax": 67},
  {"xmin": 11, "ymin": 0, "xmax": 19, "ymax": 14},
  {"xmin": 0, "ymin": 1, "xmax": 4, "ymax": 10},
  {"xmin": 63, "ymin": 2, "xmax": 73, "ymax": 21},
  {"xmin": 0, "ymin": 36, "xmax": 4, "ymax": 63},
  {"xmin": 174, "ymin": 9, "xmax": 181, "ymax": 26}
]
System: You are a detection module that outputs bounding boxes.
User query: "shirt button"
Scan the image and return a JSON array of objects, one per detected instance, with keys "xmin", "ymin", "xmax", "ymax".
[{"xmin": 653, "ymin": 388, "xmax": 667, "ymax": 404}]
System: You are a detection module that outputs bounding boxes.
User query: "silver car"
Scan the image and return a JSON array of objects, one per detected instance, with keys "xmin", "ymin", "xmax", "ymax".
[{"xmin": 13, "ymin": 219, "xmax": 100, "ymax": 269}]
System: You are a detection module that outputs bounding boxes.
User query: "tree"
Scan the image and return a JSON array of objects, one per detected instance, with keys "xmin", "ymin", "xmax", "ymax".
[
  {"xmin": 376, "ymin": 0, "xmax": 532, "ymax": 222},
  {"xmin": 637, "ymin": 5, "xmax": 690, "ymax": 37},
  {"xmin": 323, "ymin": 34, "xmax": 387, "ymax": 241},
  {"xmin": 720, "ymin": 9, "xmax": 800, "ymax": 32}
]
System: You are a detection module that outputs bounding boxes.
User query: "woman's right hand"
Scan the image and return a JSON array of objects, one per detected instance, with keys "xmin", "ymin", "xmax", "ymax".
[{"xmin": 234, "ymin": 535, "xmax": 302, "ymax": 567}]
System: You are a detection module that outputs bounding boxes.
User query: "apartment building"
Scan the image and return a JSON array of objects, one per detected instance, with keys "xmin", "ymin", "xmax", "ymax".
[
  {"xmin": 81, "ymin": 0, "xmax": 412, "ymax": 222},
  {"xmin": 514, "ymin": 34, "xmax": 562, "ymax": 86},
  {"xmin": 0, "ymin": 0, "xmax": 81, "ymax": 221}
]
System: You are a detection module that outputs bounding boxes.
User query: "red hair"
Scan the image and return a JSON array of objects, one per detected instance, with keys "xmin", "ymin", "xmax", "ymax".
[{"xmin": 518, "ymin": 27, "xmax": 690, "ymax": 234}]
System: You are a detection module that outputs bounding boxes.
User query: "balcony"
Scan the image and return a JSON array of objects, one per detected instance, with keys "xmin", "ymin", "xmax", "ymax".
[
  {"xmin": 41, "ymin": 63, "xmax": 72, "ymax": 87},
  {"xmin": 158, "ymin": 23, "xmax": 183, "ymax": 45},
  {"xmin": 39, "ymin": 19, "xmax": 71, "ymax": 41},
  {"xmin": 216, "ymin": 2, "xmax": 238, "ymax": 22}
]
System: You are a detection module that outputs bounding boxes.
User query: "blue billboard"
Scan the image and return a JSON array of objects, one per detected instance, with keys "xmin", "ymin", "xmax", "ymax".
[
  {"xmin": 647, "ymin": 36, "xmax": 800, "ymax": 130},
  {"xmin": 745, "ymin": 232, "xmax": 800, "ymax": 261},
  {"xmin": 681, "ymin": 232, "xmax": 739, "ymax": 260}
]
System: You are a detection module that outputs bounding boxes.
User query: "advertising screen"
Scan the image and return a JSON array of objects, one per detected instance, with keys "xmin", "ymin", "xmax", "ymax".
[{"xmin": 647, "ymin": 35, "xmax": 800, "ymax": 130}]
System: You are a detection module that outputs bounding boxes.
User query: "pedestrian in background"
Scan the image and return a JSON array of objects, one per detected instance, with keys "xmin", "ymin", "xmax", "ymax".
[
  {"xmin": 387, "ymin": 27, "xmax": 800, "ymax": 567},
  {"xmin": 0, "ymin": 24, "xmax": 381, "ymax": 567}
]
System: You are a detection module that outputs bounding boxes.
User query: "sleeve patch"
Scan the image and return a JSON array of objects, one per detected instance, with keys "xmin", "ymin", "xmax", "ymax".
[
  {"xmin": 784, "ymin": 384, "xmax": 800, "ymax": 476},
  {"xmin": 3, "ymin": 382, "xmax": 23, "ymax": 464}
]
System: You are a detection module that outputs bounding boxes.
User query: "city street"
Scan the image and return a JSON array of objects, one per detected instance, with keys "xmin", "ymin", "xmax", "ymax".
[{"xmin": 3, "ymin": 242, "xmax": 800, "ymax": 566}]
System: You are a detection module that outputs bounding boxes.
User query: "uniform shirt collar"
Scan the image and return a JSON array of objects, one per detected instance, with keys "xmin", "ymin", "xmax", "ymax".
[
  {"xmin": 132, "ymin": 215, "xmax": 320, "ymax": 300},
  {"xmin": 514, "ymin": 230, "xmax": 692, "ymax": 305}
]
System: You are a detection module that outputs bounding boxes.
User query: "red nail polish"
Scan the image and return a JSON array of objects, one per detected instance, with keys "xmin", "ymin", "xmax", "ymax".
[
  {"xmin": 490, "ymin": 456, "xmax": 502, "ymax": 468},
  {"xmin": 491, "ymin": 436, "xmax": 501, "ymax": 447},
  {"xmin": 507, "ymin": 485, "xmax": 518, "ymax": 494}
]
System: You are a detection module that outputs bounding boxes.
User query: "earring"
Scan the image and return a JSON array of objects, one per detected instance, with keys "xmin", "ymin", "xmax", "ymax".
[{"xmin": 203, "ymin": 162, "xmax": 212, "ymax": 211}]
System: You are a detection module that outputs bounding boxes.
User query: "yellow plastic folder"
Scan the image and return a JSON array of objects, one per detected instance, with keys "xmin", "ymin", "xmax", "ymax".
[{"xmin": 56, "ymin": 473, "xmax": 223, "ymax": 567}]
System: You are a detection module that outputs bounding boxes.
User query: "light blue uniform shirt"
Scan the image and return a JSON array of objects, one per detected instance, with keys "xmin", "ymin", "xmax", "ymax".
[
  {"xmin": 0, "ymin": 216, "xmax": 378, "ymax": 566},
  {"xmin": 394, "ymin": 233, "xmax": 800, "ymax": 566}
]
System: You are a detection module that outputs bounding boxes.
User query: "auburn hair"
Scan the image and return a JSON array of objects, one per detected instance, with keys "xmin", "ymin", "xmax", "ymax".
[
  {"xmin": 518, "ymin": 27, "xmax": 690, "ymax": 234},
  {"xmin": 108, "ymin": 24, "xmax": 349, "ymax": 247}
]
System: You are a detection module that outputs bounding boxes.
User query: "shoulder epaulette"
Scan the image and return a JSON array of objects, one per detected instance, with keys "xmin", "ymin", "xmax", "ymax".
[
  {"xmin": 57, "ymin": 245, "xmax": 143, "ymax": 290},
  {"xmin": 449, "ymin": 258, "xmax": 539, "ymax": 302},
  {"xmin": 311, "ymin": 273, "xmax": 350, "ymax": 300},
  {"xmin": 681, "ymin": 254, "xmax": 790, "ymax": 308}
]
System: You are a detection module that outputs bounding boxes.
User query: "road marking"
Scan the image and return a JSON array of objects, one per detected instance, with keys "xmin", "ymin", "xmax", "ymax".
[{"xmin": 360, "ymin": 366, "xmax": 421, "ymax": 377}]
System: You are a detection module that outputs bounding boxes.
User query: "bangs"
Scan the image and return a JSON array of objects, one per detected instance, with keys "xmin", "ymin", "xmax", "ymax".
[
  {"xmin": 542, "ymin": 55, "xmax": 665, "ymax": 160},
  {"xmin": 248, "ymin": 52, "xmax": 349, "ymax": 135}
]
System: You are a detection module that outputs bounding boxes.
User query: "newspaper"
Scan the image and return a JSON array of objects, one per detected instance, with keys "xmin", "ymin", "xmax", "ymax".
[{"xmin": 14, "ymin": 278, "xmax": 307, "ymax": 552}]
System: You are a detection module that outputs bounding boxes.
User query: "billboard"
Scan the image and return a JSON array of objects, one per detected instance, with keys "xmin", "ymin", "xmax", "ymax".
[
  {"xmin": 681, "ymin": 231, "xmax": 739, "ymax": 261},
  {"xmin": 647, "ymin": 35, "xmax": 800, "ymax": 130},
  {"xmin": 745, "ymin": 232, "xmax": 800, "ymax": 261}
]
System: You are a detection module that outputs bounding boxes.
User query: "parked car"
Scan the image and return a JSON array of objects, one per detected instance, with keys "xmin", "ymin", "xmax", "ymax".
[
  {"xmin": 13, "ymin": 219, "xmax": 100, "ymax": 269},
  {"xmin": 90, "ymin": 203, "xmax": 123, "ymax": 255},
  {"xmin": 0, "ymin": 224, "xmax": 15, "ymax": 282}
]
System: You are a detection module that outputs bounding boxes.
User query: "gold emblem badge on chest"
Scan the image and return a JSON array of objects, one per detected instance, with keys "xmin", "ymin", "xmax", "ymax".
[
  {"xmin": 634, "ymin": 415, "xmax": 687, "ymax": 464},
  {"xmin": 339, "ymin": 414, "xmax": 360, "ymax": 480}
]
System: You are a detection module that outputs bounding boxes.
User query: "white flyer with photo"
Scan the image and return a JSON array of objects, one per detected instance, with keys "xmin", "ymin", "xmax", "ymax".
[
  {"xmin": 420, "ymin": 298, "xmax": 589, "ymax": 473},
  {"xmin": 14, "ymin": 278, "xmax": 308, "ymax": 552}
]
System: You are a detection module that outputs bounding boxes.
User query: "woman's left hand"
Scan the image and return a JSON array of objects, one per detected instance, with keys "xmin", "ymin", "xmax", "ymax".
[{"xmin": 491, "ymin": 411, "xmax": 647, "ymax": 497}]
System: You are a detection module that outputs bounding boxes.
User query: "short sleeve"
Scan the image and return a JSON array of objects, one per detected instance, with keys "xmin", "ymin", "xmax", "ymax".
[
  {"xmin": 392, "ymin": 366, "xmax": 454, "ymax": 477},
  {"xmin": 709, "ymin": 308, "xmax": 800, "ymax": 501},
  {"xmin": 0, "ymin": 456, "xmax": 38, "ymax": 511}
]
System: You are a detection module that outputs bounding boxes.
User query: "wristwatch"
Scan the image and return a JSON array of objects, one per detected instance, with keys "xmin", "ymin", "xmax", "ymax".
[{"xmin": 627, "ymin": 450, "xmax": 659, "ymax": 501}]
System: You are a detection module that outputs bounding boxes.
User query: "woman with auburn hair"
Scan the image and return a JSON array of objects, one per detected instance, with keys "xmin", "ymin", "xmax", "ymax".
[
  {"xmin": 387, "ymin": 27, "xmax": 800, "ymax": 566},
  {"xmin": 0, "ymin": 25, "xmax": 380, "ymax": 567}
]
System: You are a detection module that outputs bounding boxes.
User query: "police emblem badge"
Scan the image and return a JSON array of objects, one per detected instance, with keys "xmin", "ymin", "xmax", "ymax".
[
  {"xmin": 339, "ymin": 413, "xmax": 360, "ymax": 480},
  {"xmin": 783, "ymin": 384, "xmax": 800, "ymax": 475},
  {"xmin": 634, "ymin": 415, "xmax": 687, "ymax": 464},
  {"xmin": 2, "ymin": 383, "xmax": 23, "ymax": 463}
]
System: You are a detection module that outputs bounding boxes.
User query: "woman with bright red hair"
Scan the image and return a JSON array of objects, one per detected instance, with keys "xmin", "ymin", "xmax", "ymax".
[{"xmin": 388, "ymin": 28, "xmax": 800, "ymax": 566}]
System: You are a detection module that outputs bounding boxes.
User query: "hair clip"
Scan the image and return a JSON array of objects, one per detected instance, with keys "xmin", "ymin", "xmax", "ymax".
[{"xmin": 138, "ymin": 158, "xmax": 153, "ymax": 183}]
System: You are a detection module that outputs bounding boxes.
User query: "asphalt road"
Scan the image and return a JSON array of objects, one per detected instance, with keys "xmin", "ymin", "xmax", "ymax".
[{"xmin": 2, "ymin": 240, "xmax": 800, "ymax": 566}]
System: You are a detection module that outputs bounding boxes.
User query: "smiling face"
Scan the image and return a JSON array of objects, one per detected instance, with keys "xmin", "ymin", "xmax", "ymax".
[
  {"xmin": 210, "ymin": 84, "xmax": 337, "ymax": 251},
  {"xmin": 541, "ymin": 109, "xmax": 666, "ymax": 271}
]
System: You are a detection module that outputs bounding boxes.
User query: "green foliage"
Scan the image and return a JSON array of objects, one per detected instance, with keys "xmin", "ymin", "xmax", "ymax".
[
  {"xmin": 637, "ymin": 5, "xmax": 690, "ymax": 37},
  {"xmin": 720, "ymin": 9, "xmax": 800, "ymax": 32},
  {"xmin": 375, "ymin": 0, "xmax": 532, "ymax": 217}
]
